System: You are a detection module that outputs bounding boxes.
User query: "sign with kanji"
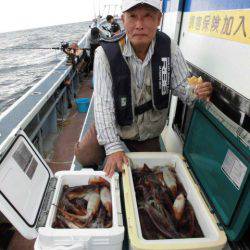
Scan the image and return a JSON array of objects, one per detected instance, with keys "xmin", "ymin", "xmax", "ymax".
[{"xmin": 188, "ymin": 10, "xmax": 250, "ymax": 45}]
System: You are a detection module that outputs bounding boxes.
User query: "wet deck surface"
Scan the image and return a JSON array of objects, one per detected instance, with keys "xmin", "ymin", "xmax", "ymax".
[{"xmin": 6, "ymin": 76, "xmax": 93, "ymax": 250}]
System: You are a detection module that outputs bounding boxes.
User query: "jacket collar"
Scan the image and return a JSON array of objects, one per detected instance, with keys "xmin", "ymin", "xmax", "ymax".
[{"xmin": 122, "ymin": 35, "xmax": 156, "ymax": 64}]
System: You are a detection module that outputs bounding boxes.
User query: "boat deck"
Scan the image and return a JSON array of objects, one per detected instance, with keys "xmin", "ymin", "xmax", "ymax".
[{"xmin": 6, "ymin": 76, "xmax": 93, "ymax": 250}]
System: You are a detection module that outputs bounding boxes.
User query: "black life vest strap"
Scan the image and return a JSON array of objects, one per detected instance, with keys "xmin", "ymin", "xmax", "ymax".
[
  {"xmin": 134, "ymin": 101, "xmax": 153, "ymax": 115},
  {"xmin": 101, "ymin": 33, "xmax": 133, "ymax": 126},
  {"xmin": 151, "ymin": 31, "xmax": 171, "ymax": 110}
]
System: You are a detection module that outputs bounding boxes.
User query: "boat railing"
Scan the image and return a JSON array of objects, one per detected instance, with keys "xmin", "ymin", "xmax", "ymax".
[{"xmin": 0, "ymin": 32, "xmax": 90, "ymax": 159}]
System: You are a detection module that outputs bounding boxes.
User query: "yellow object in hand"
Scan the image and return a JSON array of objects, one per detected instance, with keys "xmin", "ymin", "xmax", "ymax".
[{"xmin": 187, "ymin": 76, "xmax": 203, "ymax": 86}]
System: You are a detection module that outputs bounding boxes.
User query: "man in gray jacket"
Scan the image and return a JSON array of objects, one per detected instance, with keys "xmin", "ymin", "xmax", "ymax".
[{"xmin": 74, "ymin": 0, "xmax": 213, "ymax": 177}]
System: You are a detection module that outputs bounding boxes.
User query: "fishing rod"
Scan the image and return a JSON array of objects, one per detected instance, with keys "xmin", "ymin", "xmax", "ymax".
[
  {"xmin": 0, "ymin": 42, "xmax": 67, "ymax": 51},
  {"xmin": 9, "ymin": 47, "xmax": 62, "ymax": 50},
  {"xmin": 0, "ymin": 42, "xmax": 90, "ymax": 51},
  {"xmin": 0, "ymin": 41, "xmax": 92, "ymax": 67}
]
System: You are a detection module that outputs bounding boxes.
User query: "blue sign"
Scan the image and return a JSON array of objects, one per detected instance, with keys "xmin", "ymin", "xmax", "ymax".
[{"xmin": 162, "ymin": 0, "xmax": 168, "ymax": 13}]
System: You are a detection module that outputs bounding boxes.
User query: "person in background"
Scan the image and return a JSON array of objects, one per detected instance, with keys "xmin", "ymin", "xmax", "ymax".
[
  {"xmin": 106, "ymin": 15, "xmax": 121, "ymax": 36},
  {"xmin": 106, "ymin": 15, "xmax": 118, "ymax": 26},
  {"xmin": 80, "ymin": 27, "xmax": 107, "ymax": 75},
  {"xmin": 110, "ymin": 22, "xmax": 121, "ymax": 36},
  {"xmin": 75, "ymin": 0, "xmax": 213, "ymax": 177}
]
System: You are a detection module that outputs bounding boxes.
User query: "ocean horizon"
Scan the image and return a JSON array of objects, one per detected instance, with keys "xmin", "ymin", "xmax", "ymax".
[{"xmin": 0, "ymin": 21, "xmax": 91, "ymax": 114}]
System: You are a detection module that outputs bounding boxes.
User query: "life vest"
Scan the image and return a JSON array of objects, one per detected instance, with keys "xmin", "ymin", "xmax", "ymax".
[{"xmin": 101, "ymin": 31, "xmax": 171, "ymax": 126}]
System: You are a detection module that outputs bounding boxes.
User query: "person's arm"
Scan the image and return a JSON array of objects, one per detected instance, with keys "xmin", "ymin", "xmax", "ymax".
[
  {"xmin": 170, "ymin": 41, "xmax": 212, "ymax": 104},
  {"xmin": 114, "ymin": 21, "xmax": 121, "ymax": 30},
  {"xmin": 93, "ymin": 47, "xmax": 128, "ymax": 176}
]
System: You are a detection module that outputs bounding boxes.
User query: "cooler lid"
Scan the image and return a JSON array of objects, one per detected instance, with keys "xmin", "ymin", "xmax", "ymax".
[
  {"xmin": 0, "ymin": 131, "xmax": 53, "ymax": 239},
  {"xmin": 183, "ymin": 101, "xmax": 250, "ymax": 240}
]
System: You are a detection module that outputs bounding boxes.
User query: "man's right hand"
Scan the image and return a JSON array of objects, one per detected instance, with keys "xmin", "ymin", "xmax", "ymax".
[{"xmin": 104, "ymin": 151, "xmax": 128, "ymax": 177}]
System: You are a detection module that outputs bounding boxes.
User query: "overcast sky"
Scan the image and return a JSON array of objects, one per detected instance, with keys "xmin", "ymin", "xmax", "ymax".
[{"xmin": 0, "ymin": 0, "xmax": 122, "ymax": 33}]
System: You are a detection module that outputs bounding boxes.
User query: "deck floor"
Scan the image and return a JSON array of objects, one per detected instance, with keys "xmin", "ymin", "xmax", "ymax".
[{"xmin": 6, "ymin": 76, "xmax": 93, "ymax": 250}]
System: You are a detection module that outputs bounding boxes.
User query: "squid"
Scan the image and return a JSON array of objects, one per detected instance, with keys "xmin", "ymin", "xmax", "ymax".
[
  {"xmin": 88, "ymin": 176, "xmax": 110, "ymax": 187},
  {"xmin": 100, "ymin": 186, "xmax": 112, "ymax": 217},
  {"xmin": 173, "ymin": 193, "xmax": 185, "ymax": 221},
  {"xmin": 156, "ymin": 166, "xmax": 177, "ymax": 197}
]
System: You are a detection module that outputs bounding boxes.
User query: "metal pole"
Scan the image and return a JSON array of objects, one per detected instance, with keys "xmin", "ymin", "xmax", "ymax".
[{"xmin": 99, "ymin": 0, "xmax": 101, "ymax": 16}]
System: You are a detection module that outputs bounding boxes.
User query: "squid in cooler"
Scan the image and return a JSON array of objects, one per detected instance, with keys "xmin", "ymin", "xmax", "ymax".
[
  {"xmin": 60, "ymin": 194, "xmax": 87, "ymax": 216},
  {"xmin": 66, "ymin": 185, "xmax": 98, "ymax": 200},
  {"xmin": 100, "ymin": 186, "xmax": 112, "ymax": 217},
  {"xmin": 96, "ymin": 205, "xmax": 107, "ymax": 228},
  {"xmin": 132, "ymin": 164, "xmax": 203, "ymax": 239},
  {"xmin": 57, "ymin": 191, "xmax": 101, "ymax": 226},
  {"xmin": 173, "ymin": 193, "xmax": 185, "ymax": 221},
  {"xmin": 54, "ymin": 176, "xmax": 112, "ymax": 229},
  {"xmin": 57, "ymin": 209, "xmax": 88, "ymax": 228},
  {"xmin": 56, "ymin": 215, "xmax": 80, "ymax": 229},
  {"xmin": 156, "ymin": 166, "xmax": 177, "ymax": 197},
  {"xmin": 88, "ymin": 176, "xmax": 110, "ymax": 187},
  {"xmin": 86, "ymin": 191, "xmax": 101, "ymax": 216},
  {"xmin": 144, "ymin": 203, "xmax": 179, "ymax": 238}
]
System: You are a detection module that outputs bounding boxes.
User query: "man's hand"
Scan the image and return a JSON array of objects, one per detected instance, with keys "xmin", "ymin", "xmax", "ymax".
[
  {"xmin": 195, "ymin": 82, "xmax": 213, "ymax": 100},
  {"xmin": 104, "ymin": 151, "xmax": 128, "ymax": 177}
]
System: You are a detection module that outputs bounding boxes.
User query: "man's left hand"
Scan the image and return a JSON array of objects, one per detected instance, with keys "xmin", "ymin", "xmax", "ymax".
[
  {"xmin": 104, "ymin": 151, "xmax": 128, "ymax": 178},
  {"xmin": 195, "ymin": 82, "xmax": 213, "ymax": 100}
]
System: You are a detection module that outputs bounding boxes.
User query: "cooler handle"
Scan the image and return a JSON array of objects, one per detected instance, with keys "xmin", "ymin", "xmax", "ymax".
[{"xmin": 52, "ymin": 242, "xmax": 86, "ymax": 250}]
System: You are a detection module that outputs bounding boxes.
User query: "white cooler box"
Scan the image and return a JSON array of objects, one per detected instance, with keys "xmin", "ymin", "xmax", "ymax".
[
  {"xmin": 122, "ymin": 152, "xmax": 227, "ymax": 250},
  {"xmin": 122, "ymin": 102, "xmax": 250, "ymax": 250},
  {"xmin": 0, "ymin": 132, "xmax": 124, "ymax": 250}
]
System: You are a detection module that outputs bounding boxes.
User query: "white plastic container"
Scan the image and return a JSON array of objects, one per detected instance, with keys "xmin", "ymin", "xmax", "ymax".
[
  {"xmin": 122, "ymin": 152, "xmax": 227, "ymax": 250},
  {"xmin": 0, "ymin": 133, "xmax": 124, "ymax": 250},
  {"xmin": 35, "ymin": 170, "xmax": 124, "ymax": 250}
]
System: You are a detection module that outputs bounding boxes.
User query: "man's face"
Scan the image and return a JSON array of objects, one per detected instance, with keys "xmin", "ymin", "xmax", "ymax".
[{"xmin": 122, "ymin": 5, "xmax": 162, "ymax": 48}]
